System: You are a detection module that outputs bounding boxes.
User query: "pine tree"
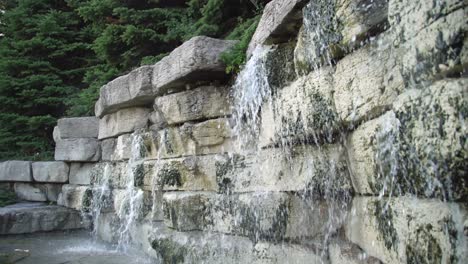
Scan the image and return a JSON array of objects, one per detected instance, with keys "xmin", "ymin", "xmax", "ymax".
[{"xmin": 0, "ymin": 0, "xmax": 93, "ymax": 160}]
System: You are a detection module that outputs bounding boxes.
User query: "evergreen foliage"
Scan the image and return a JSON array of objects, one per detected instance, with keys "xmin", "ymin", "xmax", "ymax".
[
  {"xmin": 0, "ymin": 0, "xmax": 94, "ymax": 160},
  {"xmin": 0, "ymin": 0, "xmax": 265, "ymax": 160}
]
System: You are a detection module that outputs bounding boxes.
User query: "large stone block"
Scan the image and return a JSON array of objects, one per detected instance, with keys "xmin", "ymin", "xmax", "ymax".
[
  {"xmin": 142, "ymin": 155, "xmax": 219, "ymax": 192},
  {"xmin": 162, "ymin": 191, "xmax": 350, "ymax": 243},
  {"xmin": 154, "ymin": 85, "xmax": 231, "ymax": 125},
  {"xmin": 32, "ymin": 161, "xmax": 69, "ymax": 183},
  {"xmin": 345, "ymin": 197, "xmax": 466, "ymax": 263},
  {"xmin": 57, "ymin": 184, "xmax": 92, "ymax": 210},
  {"xmin": 69, "ymin": 163, "xmax": 94, "ymax": 185},
  {"xmin": 162, "ymin": 192, "xmax": 213, "ymax": 231},
  {"xmin": 14, "ymin": 183, "xmax": 62, "ymax": 202},
  {"xmin": 98, "ymin": 107, "xmax": 150, "ymax": 139},
  {"xmin": 260, "ymin": 67, "xmax": 339, "ymax": 147},
  {"xmin": 100, "ymin": 138, "xmax": 116, "ymax": 161},
  {"xmin": 0, "ymin": 161, "xmax": 32, "ymax": 182},
  {"xmin": 347, "ymin": 79, "xmax": 467, "ymax": 200},
  {"xmin": 146, "ymin": 222, "xmax": 325, "ymax": 264},
  {"xmin": 0, "ymin": 202, "xmax": 88, "ymax": 235},
  {"xmin": 95, "ymin": 66, "xmax": 153, "ymax": 117},
  {"xmin": 247, "ymin": 0, "xmax": 307, "ymax": 57},
  {"xmin": 215, "ymin": 144, "xmax": 352, "ymax": 195},
  {"xmin": 329, "ymin": 239, "xmax": 382, "ymax": 264},
  {"xmin": 112, "ymin": 189, "xmax": 154, "ymax": 221},
  {"xmin": 294, "ymin": 0, "xmax": 389, "ymax": 75},
  {"xmin": 90, "ymin": 162, "xmax": 128, "ymax": 189},
  {"xmin": 334, "ymin": 34, "xmax": 404, "ymax": 125},
  {"xmin": 101, "ymin": 134, "xmax": 132, "ymax": 161},
  {"xmin": 56, "ymin": 117, "xmax": 99, "ymax": 138},
  {"xmin": 54, "ymin": 138, "xmax": 101, "ymax": 162},
  {"xmin": 152, "ymin": 36, "xmax": 237, "ymax": 95},
  {"xmin": 133, "ymin": 119, "xmax": 232, "ymax": 160},
  {"xmin": 389, "ymin": 1, "xmax": 467, "ymax": 86}
]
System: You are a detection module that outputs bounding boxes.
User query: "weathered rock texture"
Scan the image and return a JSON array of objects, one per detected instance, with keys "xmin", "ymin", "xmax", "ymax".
[
  {"xmin": 247, "ymin": 0, "xmax": 308, "ymax": 57},
  {"xmin": 152, "ymin": 36, "xmax": 237, "ymax": 95},
  {"xmin": 14, "ymin": 183, "xmax": 62, "ymax": 202},
  {"xmin": 0, "ymin": 161, "xmax": 32, "ymax": 182},
  {"xmin": 98, "ymin": 107, "xmax": 150, "ymax": 139},
  {"xmin": 95, "ymin": 66, "xmax": 153, "ymax": 117},
  {"xmin": 154, "ymin": 85, "xmax": 231, "ymax": 125},
  {"xmin": 57, "ymin": 117, "xmax": 99, "ymax": 139},
  {"xmin": 3, "ymin": 1, "xmax": 466, "ymax": 262},
  {"xmin": 54, "ymin": 138, "xmax": 101, "ymax": 161},
  {"xmin": 32, "ymin": 161, "xmax": 69, "ymax": 183},
  {"xmin": 0, "ymin": 202, "xmax": 88, "ymax": 235}
]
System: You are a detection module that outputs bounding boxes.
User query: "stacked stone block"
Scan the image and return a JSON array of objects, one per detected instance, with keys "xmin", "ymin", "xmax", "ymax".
[{"xmin": 1, "ymin": 0, "xmax": 466, "ymax": 262}]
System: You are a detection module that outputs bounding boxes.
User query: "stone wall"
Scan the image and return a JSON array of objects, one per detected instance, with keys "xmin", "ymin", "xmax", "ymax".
[{"xmin": 1, "ymin": 0, "xmax": 466, "ymax": 263}]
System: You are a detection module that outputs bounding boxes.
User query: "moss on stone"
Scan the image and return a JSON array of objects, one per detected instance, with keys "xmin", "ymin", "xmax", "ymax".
[
  {"xmin": 158, "ymin": 164, "xmax": 182, "ymax": 187},
  {"xmin": 406, "ymin": 225, "xmax": 442, "ymax": 264},
  {"xmin": 151, "ymin": 238, "xmax": 187, "ymax": 264},
  {"xmin": 133, "ymin": 163, "xmax": 145, "ymax": 187},
  {"xmin": 373, "ymin": 200, "xmax": 399, "ymax": 251}
]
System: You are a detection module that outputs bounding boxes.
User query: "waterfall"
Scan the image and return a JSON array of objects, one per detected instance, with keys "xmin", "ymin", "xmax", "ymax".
[
  {"xmin": 231, "ymin": 46, "xmax": 272, "ymax": 153},
  {"xmin": 115, "ymin": 133, "xmax": 145, "ymax": 251}
]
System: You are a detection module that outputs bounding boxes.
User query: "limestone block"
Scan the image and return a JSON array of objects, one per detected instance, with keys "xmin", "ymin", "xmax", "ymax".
[
  {"xmin": 14, "ymin": 183, "xmax": 61, "ymax": 202},
  {"xmin": 0, "ymin": 203, "xmax": 88, "ymax": 235},
  {"xmin": 191, "ymin": 118, "xmax": 231, "ymax": 147},
  {"xmin": 144, "ymin": 120, "xmax": 232, "ymax": 160},
  {"xmin": 69, "ymin": 163, "xmax": 94, "ymax": 185},
  {"xmin": 148, "ymin": 109, "xmax": 167, "ymax": 131},
  {"xmin": 215, "ymin": 144, "xmax": 352, "ymax": 194},
  {"xmin": 98, "ymin": 107, "xmax": 150, "ymax": 139},
  {"xmin": 95, "ymin": 66, "xmax": 153, "ymax": 117},
  {"xmin": 101, "ymin": 134, "xmax": 133, "ymax": 161},
  {"xmin": 57, "ymin": 117, "xmax": 99, "ymax": 138},
  {"xmin": 264, "ymin": 42, "xmax": 297, "ymax": 89},
  {"xmin": 260, "ymin": 67, "xmax": 339, "ymax": 147},
  {"xmin": 0, "ymin": 161, "xmax": 32, "ymax": 182},
  {"xmin": 152, "ymin": 36, "xmax": 237, "ymax": 95},
  {"xmin": 147, "ymin": 222, "xmax": 325, "ymax": 264},
  {"xmin": 334, "ymin": 34, "xmax": 404, "ymax": 124},
  {"xmin": 90, "ymin": 162, "xmax": 129, "ymax": 189},
  {"xmin": 345, "ymin": 197, "xmax": 466, "ymax": 264},
  {"xmin": 100, "ymin": 138, "xmax": 116, "ymax": 161},
  {"xmin": 391, "ymin": 2, "xmax": 467, "ymax": 86},
  {"xmin": 329, "ymin": 239, "xmax": 383, "ymax": 264},
  {"xmin": 54, "ymin": 138, "xmax": 101, "ymax": 162},
  {"xmin": 347, "ymin": 79, "xmax": 467, "ymax": 200},
  {"xmin": 142, "ymin": 155, "xmax": 219, "ymax": 192},
  {"xmin": 162, "ymin": 191, "xmax": 350, "ymax": 243},
  {"xmin": 112, "ymin": 189, "xmax": 153, "ymax": 221},
  {"xmin": 57, "ymin": 184, "xmax": 91, "ymax": 210},
  {"xmin": 112, "ymin": 133, "xmax": 133, "ymax": 160},
  {"xmin": 154, "ymin": 85, "xmax": 231, "ymax": 125},
  {"xmin": 294, "ymin": 0, "xmax": 389, "ymax": 75},
  {"xmin": 247, "ymin": 0, "xmax": 307, "ymax": 57},
  {"xmin": 162, "ymin": 192, "xmax": 213, "ymax": 231},
  {"xmin": 32, "ymin": 161, "xmax": 69, "ymax": 183}
]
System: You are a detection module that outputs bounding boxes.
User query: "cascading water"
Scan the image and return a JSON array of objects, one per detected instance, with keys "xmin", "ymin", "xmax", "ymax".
[
  {"xmin": 231, "ymin": 46, "xmax": 272, "ymax": 154},
  {"xmin": 230, "ymin": 39, "xmax": 352, "ymax": 260},
  {"xmin": 115, "ymin": 133, "xmax": 145, "ymax": 251},
  {"xmin": 89, "ymin": 162, "xmax": 112, "ymax": 239}
]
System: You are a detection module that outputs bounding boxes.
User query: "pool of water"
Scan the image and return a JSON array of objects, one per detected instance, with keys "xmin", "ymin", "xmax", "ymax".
[{"xmin": 0, "ymin": 230, "xmax": 155, "ymax": 264}]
